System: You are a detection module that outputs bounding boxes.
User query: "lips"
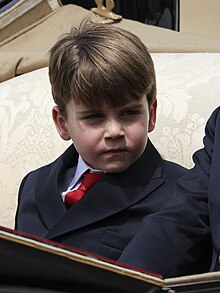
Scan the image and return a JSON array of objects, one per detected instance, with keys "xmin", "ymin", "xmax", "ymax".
[{"xmin": 103, "ymin": 148, "xmax": 128, "ymax": 154}]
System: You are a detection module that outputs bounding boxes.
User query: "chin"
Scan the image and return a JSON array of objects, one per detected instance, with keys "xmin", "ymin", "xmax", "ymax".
[{"xmin": 103, "ymin": 164, "xmax": 130, "ymax": 173}]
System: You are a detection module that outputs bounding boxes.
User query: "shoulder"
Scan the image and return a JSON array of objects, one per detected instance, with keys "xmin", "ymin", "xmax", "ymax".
[
  {"xmin": 146, "ymin": 139, "xmax": 187, "ymax": 178},
  {"xmin": 209, "ymin": 106, "xmax": 220, "ymax": 120},
  {"xmin": 163, "ymin": 160, "xmax": 188, "ymax": 179},
  {"xmin": 201, "ymin": 106, "xmax": 220, "ymax": 152},
  {"xmin": 206, "ymin": 106, "xmax": 220, "ymax": 132},
  {"xmin": 20, "ymin": 144, "xmax": 77, "ymax": 185}
]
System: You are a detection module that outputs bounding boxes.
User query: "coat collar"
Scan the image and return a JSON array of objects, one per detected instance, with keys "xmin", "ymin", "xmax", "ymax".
[{"xmin": 36, "ymin": 140, "xmax": 164, "ymax": 239}]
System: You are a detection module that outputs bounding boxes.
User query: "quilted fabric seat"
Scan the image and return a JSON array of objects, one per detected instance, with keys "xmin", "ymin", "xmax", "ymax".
[{"xmin": 0, "ymin": 52, "xmax": 220, "ymax": 229}]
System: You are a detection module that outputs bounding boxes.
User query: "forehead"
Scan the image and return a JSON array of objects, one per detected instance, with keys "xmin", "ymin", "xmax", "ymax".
[{"xmin": 67, "ymin": 94, "xmax": 148, "ymax": 113}]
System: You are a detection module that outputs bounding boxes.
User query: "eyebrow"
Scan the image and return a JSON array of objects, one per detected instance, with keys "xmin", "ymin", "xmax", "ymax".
[
  {"xmin": 77, "ymin": 102, "xmax": 145, "ymax": 114},
  {"xmin": 77, "ymin": 109, "xmax": 101, "ymax": 115},
  {"xmin": 119, "ymin": 103, "xmax": 145, "ymax": 110}
]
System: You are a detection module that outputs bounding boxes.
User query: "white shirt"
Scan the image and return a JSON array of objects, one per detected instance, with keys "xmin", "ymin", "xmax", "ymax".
[{"xmin": 61, "ymin": 156, "xmax": 103, "ymax": 202}]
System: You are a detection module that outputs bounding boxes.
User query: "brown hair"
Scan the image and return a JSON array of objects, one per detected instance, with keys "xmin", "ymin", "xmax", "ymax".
[{"xmin": 49, "ymin": 20, "xmax": 156, "ymax": 117}]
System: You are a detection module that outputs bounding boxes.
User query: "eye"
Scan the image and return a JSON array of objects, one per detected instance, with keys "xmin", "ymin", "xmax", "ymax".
[
  {"xmin": 83, "ymin": 113, "xmax": 104, "ymax": 120},
  {"xmin": 122, "ymin": 109, "xmax": 142, "ymax": 117}
]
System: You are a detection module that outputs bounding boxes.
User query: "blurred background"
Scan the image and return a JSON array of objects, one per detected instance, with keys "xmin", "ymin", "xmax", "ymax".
[
  {"xmin": 60, "ymin": 0, "xmax": 220, "ymax": 39},
  {"xmin": 61, "ymin": 0, "xmax": 179, "ymax": 31}
]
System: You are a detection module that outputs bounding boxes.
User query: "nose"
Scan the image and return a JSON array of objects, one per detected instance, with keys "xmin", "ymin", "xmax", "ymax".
[{"xmin": 104, "ymin": 119, "xmax": 124, "ymax": 140}]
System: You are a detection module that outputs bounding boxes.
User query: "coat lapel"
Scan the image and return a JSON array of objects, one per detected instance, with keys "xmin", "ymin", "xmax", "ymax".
[
  {"xmin": 36, "ymin": 145, "xmax": 78, "ymax": 231},
  {"xmin": 44, "ymin": 140, "xmax": 165, "ymax": 239}
]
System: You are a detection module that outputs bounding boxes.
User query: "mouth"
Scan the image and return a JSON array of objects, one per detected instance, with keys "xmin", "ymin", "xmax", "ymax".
[{"xmin": 103, "ymin": 148, "xmax": 128, "ymax": 154}]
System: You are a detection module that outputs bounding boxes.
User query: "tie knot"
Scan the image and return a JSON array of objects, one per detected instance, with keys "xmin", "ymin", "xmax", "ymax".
[
  {"xmin": 65, "ymin": 171, "xmax": 102, "ymax": 207},
  {"xmin": 81, "ymin": 172, "xmax": 102, "ymax": 190}
]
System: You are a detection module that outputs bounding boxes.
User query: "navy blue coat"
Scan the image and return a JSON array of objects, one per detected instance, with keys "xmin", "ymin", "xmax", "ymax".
[{"xmin": 15, "ymin": 140, "xmax": 194, "ymax": 277}]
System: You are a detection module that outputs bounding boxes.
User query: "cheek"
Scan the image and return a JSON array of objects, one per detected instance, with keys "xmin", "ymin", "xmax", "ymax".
[
  {"xmin": 128, "ymin": 122, "xmax": 148, "ymax": 142},
  {"xmin": 127, "ymin": 125, "xmax": 148, "ymax": 155},
  {"xmin": 71, "ymin": 128, "xmax": 100, "ymax": 152},
  {"xmin": 133, "ymin": 133, "xmax": 148, "ymax": 150}
]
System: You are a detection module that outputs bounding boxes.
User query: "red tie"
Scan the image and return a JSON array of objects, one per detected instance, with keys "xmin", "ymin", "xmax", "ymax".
[{"xmin": 65, "ymin": 172, "xmax": 102, "ymax": 207}]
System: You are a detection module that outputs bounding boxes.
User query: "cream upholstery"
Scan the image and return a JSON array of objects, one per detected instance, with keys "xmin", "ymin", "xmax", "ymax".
[{"xmin": 0, "ymin": 53, "xmax": 220, "ymax": 229}]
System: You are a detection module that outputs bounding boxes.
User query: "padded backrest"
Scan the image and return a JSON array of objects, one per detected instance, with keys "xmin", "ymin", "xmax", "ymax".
[{"xmin": 0, "ymin": 53, "xmax": 220, "ymax": 228}]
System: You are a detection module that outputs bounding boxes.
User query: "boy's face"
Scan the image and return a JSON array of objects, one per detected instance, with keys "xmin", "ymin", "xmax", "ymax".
[{"xmin": 53, "ymin": 95, "xmax": 156, "ymax": 173}]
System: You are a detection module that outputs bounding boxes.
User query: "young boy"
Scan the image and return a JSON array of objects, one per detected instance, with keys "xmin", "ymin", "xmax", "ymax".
[{"xmin": 15, "ymin": 21, "xmax": 189, "ymax": 276}]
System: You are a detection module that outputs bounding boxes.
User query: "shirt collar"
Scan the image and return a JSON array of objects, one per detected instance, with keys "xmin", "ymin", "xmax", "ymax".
[{"xmin": 70, "ymin": 155, "xmax": 103, "ymax": 189}]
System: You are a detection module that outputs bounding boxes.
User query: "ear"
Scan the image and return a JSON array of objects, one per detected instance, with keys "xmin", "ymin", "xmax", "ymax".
[
  {"xmin": 148, "ymin": 99, "xmax": 157, "ymax": 133},
  {"xmin": 52, "ymin": 106, "xmax": 71, "ymax": 141}
]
